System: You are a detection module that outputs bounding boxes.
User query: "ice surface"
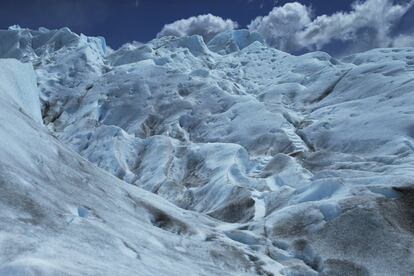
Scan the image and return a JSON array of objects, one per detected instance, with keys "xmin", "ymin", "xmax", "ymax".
[
  {"xmin": 1, "ymin": 27, "xmax": 414, "ymax": 275},
  {"xmin": 208, "ymin": 29, "xmax": 264, "ymax": 54},
  {"xmin": 0, "ymin": 59, "xmax": 42, "ymax": 123}
]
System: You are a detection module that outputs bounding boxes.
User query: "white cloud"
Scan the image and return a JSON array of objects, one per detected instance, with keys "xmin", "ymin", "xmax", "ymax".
[
  {"xmin": 248, "ymin": 2, "xmax": 312, "ymax": 51},
  {"xmin": 392, "ymin": 34, "xmax": 414, "ymax": 47},
  {"xmin": 157, "ymin": 14, "xmax": 239, "ymax": 42},
  {"xmin": 248, "ymin": 0, "xmax": 414, "ymax": 54}
]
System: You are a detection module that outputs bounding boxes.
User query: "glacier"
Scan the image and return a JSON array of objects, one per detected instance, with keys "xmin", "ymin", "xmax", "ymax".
[{"xmin": 0, "ymin": 26, "xmax": 414, "ymax": 275}]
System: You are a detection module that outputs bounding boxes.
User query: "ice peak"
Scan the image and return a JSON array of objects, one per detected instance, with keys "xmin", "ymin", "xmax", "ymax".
[{"xmin": 207, "ymin": 29, "xmax": 264, "ymax": 54}]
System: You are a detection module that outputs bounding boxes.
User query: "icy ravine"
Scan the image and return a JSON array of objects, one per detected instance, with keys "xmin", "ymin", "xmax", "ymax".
[{"xmin": 0, "ymin": 26, "xmax": 414, "ymax": 275}]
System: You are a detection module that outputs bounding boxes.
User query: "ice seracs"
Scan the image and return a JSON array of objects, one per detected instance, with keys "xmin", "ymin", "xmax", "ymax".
[
  {"xmin": 1, "ymin": 26, "xmax": 414, "ymax": 275},
  {"xmin": 207, "ymin": 29, "xmax": 264, "ymax": 54}
]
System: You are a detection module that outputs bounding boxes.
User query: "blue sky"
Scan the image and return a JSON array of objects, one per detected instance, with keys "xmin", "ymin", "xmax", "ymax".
[{"xmin": 0, "ymin": 0, "xmax": 413, "ymax": 56}]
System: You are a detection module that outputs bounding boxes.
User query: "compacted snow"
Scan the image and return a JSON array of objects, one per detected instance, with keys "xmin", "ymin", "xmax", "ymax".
[{"xmin": 1, "ymin": 26, "xmax": 414, "ymax": 275}]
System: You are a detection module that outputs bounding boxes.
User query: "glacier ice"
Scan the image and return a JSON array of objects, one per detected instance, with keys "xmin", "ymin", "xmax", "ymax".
[
  {"xmin": 0, "ymin": 59, "xmax": 42, "ymax": 123},
  {"xmin": 207, "ymin": 29, "xmax": 264, "ymax": 54},
  {"xmin": 0, "ymin": 26, "xmax": 414, "ymax": 275}
]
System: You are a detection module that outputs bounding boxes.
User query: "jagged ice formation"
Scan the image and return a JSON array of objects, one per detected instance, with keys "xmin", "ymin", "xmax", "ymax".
[{"xmin": 0, "ymin": 26, "xmax": 414, "ymax": 275}]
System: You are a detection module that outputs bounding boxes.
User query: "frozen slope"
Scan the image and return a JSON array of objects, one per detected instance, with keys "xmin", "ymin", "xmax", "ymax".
[{"xmin": 1, "ymin": 27, "xmax": 414, "ymax": 275}]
